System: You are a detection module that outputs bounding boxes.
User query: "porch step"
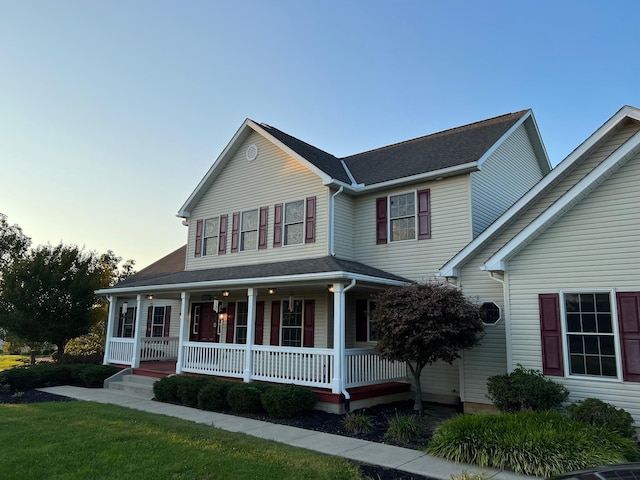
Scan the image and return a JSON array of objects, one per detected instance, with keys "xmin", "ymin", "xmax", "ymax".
[{"xmin": 108, "ymin": 374, "xmax": 158, "ymax": 399}]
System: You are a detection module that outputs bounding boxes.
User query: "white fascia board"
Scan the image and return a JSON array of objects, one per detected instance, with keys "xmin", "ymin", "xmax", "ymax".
[
  {"xmin": 177, "ymin": 119, "xmax": 254, "ymax": 218},
  {"xmin": 95, "ymin": 271, "xmax": 409, "ymax": 295},
  {"xmin": 438, "ymin": 106, "xmax": 640, "ymax": 278},
  {"xmin": 482, "ymin": 130, "xmax": 640, "ymax": 272}
]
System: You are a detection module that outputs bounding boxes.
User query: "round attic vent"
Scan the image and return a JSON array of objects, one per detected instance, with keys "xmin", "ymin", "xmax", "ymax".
[{"xmin": 246, "ymin": 144, "xmax": 258, "ymax": 161}]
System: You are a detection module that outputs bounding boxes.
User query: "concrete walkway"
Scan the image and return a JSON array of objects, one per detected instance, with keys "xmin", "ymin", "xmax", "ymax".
[{"xmin": 39, "ymin": 386, "xmax": 538, "ymax": 480}]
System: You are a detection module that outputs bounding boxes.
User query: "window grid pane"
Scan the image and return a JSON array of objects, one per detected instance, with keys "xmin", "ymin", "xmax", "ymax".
[
  {"xmin": 241, "ymin": 210, "xmax": 258, "ymax": 251},
  {"xmin": 235, "ymin": 302, "xmax": 248, "ymax": 344},
  {"xmin": 203, "ymin": 217, "xmax": 219, "ymax": 256},
  {"xmin": 152, "ymin": 307, "xmax": 165, "ymax": 338},
  {"xmin": 284, "ymin": 200, "xmax": 304, "ymax": 245},
  {"xmin": 281, "ymin": 300, "xmax": 303, "ymax": 347},
  {"xmin": 389, "ymin": 193, "xmax": 416, "ymax": 242}
]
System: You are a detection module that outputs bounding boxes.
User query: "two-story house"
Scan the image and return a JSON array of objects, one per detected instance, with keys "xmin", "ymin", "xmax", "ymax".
[{"xmin": 98, "ymin": 109, "xmax": 550, "ymax": 412}]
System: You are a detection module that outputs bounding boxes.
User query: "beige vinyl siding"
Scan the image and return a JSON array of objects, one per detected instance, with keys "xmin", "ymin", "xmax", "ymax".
[
  {"xmin": 332, "ymin": 190, "xmax": 355, "ymax": 258},
  {"xmin": 418, "ymin": 361, "xmax": 460, "ymax": 404},
  {"xmin": 186, "ymin": 131, "xmax": 329, "ymax": 270},
  {"xmin": 471, "ymin": 123, "xmax": 544, "ymax": 237},
  {"xmin": 506, "ymin": 150, "xmax": 640, "ymax": 422},
  {"xmin": 353, "ymin": 175, "xmax": 473, "ymax": 282}
]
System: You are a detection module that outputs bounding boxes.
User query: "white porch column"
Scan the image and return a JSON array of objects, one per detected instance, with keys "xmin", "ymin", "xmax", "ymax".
[
  {"xmin": 176, "ymin": 291, "xmax": 190, "ymax": 374},
  {"xmin": 103, "ymin": 295, "xmax": 116, "ymax": 365},
  {"xmin": 131, "ymin": 294, "xmax": 143, "ymax": 368},
  {"xmin": 332, "ymin": 283, "xmax": 345, "ymax": 394},
  {"xmin": 243, "ymin": 288, "xmax": 257, "ymax": 382}
]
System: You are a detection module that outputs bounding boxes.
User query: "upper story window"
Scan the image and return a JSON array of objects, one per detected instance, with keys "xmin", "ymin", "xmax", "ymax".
[
  {"xmin": 240, "ymin": 209, "xmax": 259, "ymax": 251},
  {"xmin": 377, "ymin": 189, "xmax": 430, "ymax": 244},
  {"xmin": 284, "ymin": 200, "xmax": 304, "ymax": 245},
  {"xmin": 203, "ymin": 217, "xmax": 219, "ymax": 256}
]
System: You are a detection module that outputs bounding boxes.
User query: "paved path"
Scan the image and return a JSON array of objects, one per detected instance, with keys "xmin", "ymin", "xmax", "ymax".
[{"xmin": 39, "ymin": 386, "xmax": 539, "ymax": 480}]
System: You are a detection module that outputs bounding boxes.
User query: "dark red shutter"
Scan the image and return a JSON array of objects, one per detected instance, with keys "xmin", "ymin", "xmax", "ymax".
[
  {"xmin": 270, "ymin": 301, "xmax": 281, "ymax": 346},
  {"xmin": 195, "ymin": 219, "xmax": 203, "ymax": 257},
  {"xmin": 417, "ymin": 189, "xmax": 431, "ymax": 240},
  {"xmin": 226, "ymin": 302, "xmax": 236, "ymax": 343},
  {"xmin": 376, "ymin": 197, "xmax": 388, "ymax": 244},
  {"xmin": 218, "ymin": 214, "xmax": 228, "ymax": 255},
  {"xmin": 539, "ymin": 293, "xmax": 564, "ymax": 376},
  {"xmin": 305, "ymin": 196, "xmax": 316, "ymax": 244},
  {"xmin": 231, "ymin": 212, "xmax": 240, "ymax": 253},
  {"xmin": 146, "ymin": 306, "xmax": 153, "ymax": 337},
  {"xmin": 616, "ymin": 292, "xmax": 640, "ymax": 382},
  {"xmin": 255, "ymin": 301, "xmax": 265, "ymax": 345},
  {"xmin": 163, "ymin": 306, "xmax": 171, "ymax": 337},
  {"xmin": 117, "ymin": 307, "xmax": 123, "ymax": 337},
  {"xmin": 273, "ymin": 203, "xmax": 283, "ymax": 247},
  {"xmin": 303, "ymin": 300, "xmax": 315, "ymax": 347},
  {"xmin": 258, "ymin": 206, "xmax": 268, "ymax": 249},
  {"xmin": 355, "ymin": 299, "xmax": 368, "ymax": 342}
]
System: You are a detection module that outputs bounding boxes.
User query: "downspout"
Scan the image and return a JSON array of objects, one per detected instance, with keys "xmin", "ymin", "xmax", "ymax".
[
  {"xmin": 341, "ymin": 278, "xmax": 356, "ymax": 411},
  {"xmin": 489, "ymin": 271, "xmax": 512, "ymax": 371},
  {"xmin": 330, "ymin": 186, "xmax": 344, "ymax": 256}
]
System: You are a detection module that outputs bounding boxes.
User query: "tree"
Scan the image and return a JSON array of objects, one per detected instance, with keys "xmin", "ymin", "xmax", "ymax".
[
  {"xmin": 373, "ymin": 282, "xmax": 484, "ymax": 414},
  {"xmin": 0, "ymin": 244, "xmax": 111, "ymax": 362},
  {"xmin": 0, "ymin": 213, "xmax": 31, "ymax": 271}
]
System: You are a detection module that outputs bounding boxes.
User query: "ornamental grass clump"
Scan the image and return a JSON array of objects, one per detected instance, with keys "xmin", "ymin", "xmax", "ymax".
[
  {"xmin": 343, "ymin": 412, "xmax": 374, "ymax": 434},
  {"xmin": 426, "ymin": 411, "xmax": 639, "ymax": 478},
  {"xmin": 384, "ymin": 413, "xmax": 425, "ymax": 443}
]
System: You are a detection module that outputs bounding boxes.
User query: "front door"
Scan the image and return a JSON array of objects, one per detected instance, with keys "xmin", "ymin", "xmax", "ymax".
[{"xmin": 190, "ymin": 302, "xmax": 219, "ymax": 342}]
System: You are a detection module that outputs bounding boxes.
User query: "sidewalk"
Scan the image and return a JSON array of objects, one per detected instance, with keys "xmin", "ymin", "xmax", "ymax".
[{"xmin": 39, "ymin": 386, "xmax": 538, "ymax": 480}]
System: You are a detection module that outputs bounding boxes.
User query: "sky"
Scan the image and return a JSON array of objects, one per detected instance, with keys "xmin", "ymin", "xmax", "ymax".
[{"xmin": 1, "ymin": 1, "xmax": 639, "ymax": 270}]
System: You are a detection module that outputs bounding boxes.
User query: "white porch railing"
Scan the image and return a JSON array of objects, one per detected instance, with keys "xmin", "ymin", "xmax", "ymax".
[
  {"xmin": 107, "ymin": 338, "xmax": 135, "ymax": 364},
  {"xmin": 140, "ymin": 337, "xmax": 179, "ymax": 361},
  {"xmin": 181, "ymin": 342, "xmax": 246, "ymax": 378},
  {"xmin": 252, "ymin": 346, "xmax": 334, "ymax": 388},
  {"xmin": 345, "ymin": 348, "xmax": 407, "ymax": 387}
]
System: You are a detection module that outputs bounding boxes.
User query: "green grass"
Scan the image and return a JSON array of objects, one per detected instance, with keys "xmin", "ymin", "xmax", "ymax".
[
  {"xmin": 0, "ymin": 354, "xmax": 29, "ymax": 371},
  {"xmin": 0, "ymin": 401, "xmax": 361, "ymax": 480}
]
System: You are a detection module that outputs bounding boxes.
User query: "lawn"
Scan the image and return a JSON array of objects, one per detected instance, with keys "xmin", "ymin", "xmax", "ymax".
[
  {"xmin": 0, "ymin": 401, "xmax": 361, "ymax": 480},
  {"xmin": 0, "ymin": 354, "xmax": 29, "ymax": 371}
]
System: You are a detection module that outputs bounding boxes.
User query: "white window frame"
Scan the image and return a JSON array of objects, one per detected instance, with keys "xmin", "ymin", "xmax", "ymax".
[
  {"xmin": 192, "ymin": 305, "xmax": 200, "ymax": 335},
  {"xmin": 203, "ymin": 217, "xmax": 219, "ymax": 256},
  {"xmin": 151, "ymin": 306, "xmax": 166, "ymax": 338},
  {"xmin": 122, "ymin": 306, "xmax": 136, "ymax": 338},
  {"xmin": 560, "ymin": 289, "xmax": 622, "ymax": 382},
  {"xmin": 367, "ymin": 300, "xmax": 378, "ymax": 342},
  {"xmin": 235, "ymin": 301, "xmax": 248, "ymax": 344},
  {"xmin": 283, "ymin": 199, "xmax": 305, "ymax": 246},
  {"xmin": 240, "ymin": 209, "xmax": 259, "ymax": 252},
  {"xmin": 388, "ymin": 191, "xmax": 417, "ymax": 242},
  {"xmin": 480, "ymin": 300, "xmax": 502, "ymax": 326},
  {"xmin": 281, "ymin": 298, "xmax": 304, "ymax": 347}
]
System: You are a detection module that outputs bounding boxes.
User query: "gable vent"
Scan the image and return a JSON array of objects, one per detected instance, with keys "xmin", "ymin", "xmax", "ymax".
[{"xmin": 246, "ymin": 144, "xmax": 258, "ymax": 161}]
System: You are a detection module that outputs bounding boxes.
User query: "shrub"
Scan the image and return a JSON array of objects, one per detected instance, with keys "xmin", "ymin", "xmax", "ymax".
[
  {"xmin": 176, "ymin": 376, "xmax": 209, "ymax": 407},
  {"xmin": 261, "ymin": 384, "xmax": 317, "ymax": 419},
  {"xmin": 2, "ymin": 363, "xmax": 71, "ymax": 390},
  {"xmin": 57, "ymin": 353, "xmax": 104, "ymax": 365},
  {"xmin": 227, "ymin": 384, "xmax": 264, "ymax": 414},
  {"xmin": 486, "ymin": 365, "xmax": 569, "ymax": 412},
  {"xmin": 384, "ymin": 413, "xmax": 424, "ymax": 443},
  {"xmin": 343, "ymin": 412, "xmax": 374, "ymax": 434},
  {"xmin": 77, "ymin": 365, "xmax": 119, "ymax": 387},
  {"xmin": 197, "ymin": 379, "xmax": 233, "ymax": 411},
  {"xmin": 427, "ymin": 411, "xmax": 639, "ymax": 477},
  {"xmin": 567, "ymin": 398, "xmax": 636, "ymax": 439},
  {"xmin": 153, "ymin": 375, "xmax": 182, "ymax": 403}
]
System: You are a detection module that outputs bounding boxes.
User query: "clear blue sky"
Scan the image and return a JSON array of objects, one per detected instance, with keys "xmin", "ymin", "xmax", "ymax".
[{"xmin": 1, "ymin": 1, "xmax": 639, "ymax": 270}]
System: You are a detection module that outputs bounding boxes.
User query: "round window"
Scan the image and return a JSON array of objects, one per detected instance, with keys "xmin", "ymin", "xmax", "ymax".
[{"xmin": 480, "ymin": 301, "xmax": 501, "ymax": 325}]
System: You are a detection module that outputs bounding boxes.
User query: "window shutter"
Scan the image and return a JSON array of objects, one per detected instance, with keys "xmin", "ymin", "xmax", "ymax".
[
  {"xmin": 146, "ymin": 306, "xmax": 153, "ymax": 337},
  {"xmin": 258, "ymin": 206, "xmax": 268, "ymax": 249},
  {"xmin": 164, "ymin": 306, "xmax": 171, "ymax": 337},
  {"xmin": 273, "ymin": 203, "xmax": 283, "ymax": 247},
  {"xmin": 417, "ymin": 189, "xmax": 431, "ymax": 240},
  {"xmin": 117, "ymin": 307, "xmax": 123, "ymax": 337},
  {"xmin": 616, "ymin": 292, "xmax": 640, "ymax": 382},
  {"xmin": 355, "ymin": 299, "xmax": 368, "ymax": 342},
  {"xmin": 538, "ymin": 293, "xmax": 564, "ymax": 376},
  {"xmin": 255, "ymin": 301, "xmax": 265, "ymax": 345},
  {"xmin": 195, "ymin": 219, "xmax": 203, "ymax": 257},
  {"xmin": 303, "ymin": 300, "xmax": 315, "ymax": 347},
  {"xmin": 376, "ymin": 197, "xmax": 388, "ymax": 244},
  {"xmin": 218, "ymin": 214, "xmax": 228, "ymax": 255},
  {"xmin": 231, "ymin": 212, "xmax": 240, "ymax": 253},
  {"xmin": 305, "ymin": 196, "xmax": 316, "ymax": 243},
  {"xmin": 270, "ymin": 301, "xmax": 281, "ymax": 346},
  {"xmin": 226, "ymin": 302, "xmax": 236, "ymax": 343}
]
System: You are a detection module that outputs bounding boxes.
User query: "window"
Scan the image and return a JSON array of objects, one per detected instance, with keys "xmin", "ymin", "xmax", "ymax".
[
  {"xmin": 192, "ymin": 305, "xmax": 200, "ymax": 335},
  {"xmin": 235, "ymin": 301, "xmax": 248, "ymax": 344},
  {"xmin": 203, "ymin": 217, "xmax": 219, "ymax": 256},
  {"xmin": 151, "ymin": 306, "xmax": 166, "ymax": 338},
  {"xmin": 281, "ymin": 299, "xmax": 303, "ymax": 347},
  {"xmin": 563, "ymin": 292, "xmax": 617, "ymax": 378},
  {"xmin": 121, "ymin": 307, "xmax": 136, "ymax": 338},
  {"xmin": 367, "ymin": 301, "xmax": 378, "ymax": 341},
  {"xmin": 389, "ymin": 192, "xmax": 416, "ymax": 241},
  {"xmin": 481, "ymin": 302, "xmax": 501, "ymax": 325},
  {"xmin": 240, "ymin": 209, "xmax": 258, "ymax": 251},
  {"xmin": 284, "ymin": 200, "xmax": 304, "ymax": 245},
  {"xmin": 377, "ymin": 190, "xmax": 430, "ymax": 244}
]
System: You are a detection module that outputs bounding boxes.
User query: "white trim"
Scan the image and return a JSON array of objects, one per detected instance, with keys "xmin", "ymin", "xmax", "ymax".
[
  {"xmin": 239, "ymin": 208, "xmax": 259, "ymax": 252},
  {"xmin": 388, "ymin": 190, "xmax": 418, "ymax": 243},
  {"xmin": 439, "ymin": 105, "xmax": 640, "ymax": 277},
  {"xmin": 482, "ymin": 130, "xmax": 640, "ymax": 272},
  {"xmin": 282, "ymin": 199, "xmax": 305, "ymax": 247}
]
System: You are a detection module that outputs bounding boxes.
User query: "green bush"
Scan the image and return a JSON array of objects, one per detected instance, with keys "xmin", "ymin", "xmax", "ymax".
[
  {"xmin": 153, "ymin": 375, "xmax": 183, "ymax": 403},
  {"xmin": 2, "ymin": 363, "xmax": 71, "ymax": 390},
  {"xmin": 226, "ymin": 384, "xmax": 264, "ymax": 414},
  {"xmin": 427, "ymin": 411, "xmax": 639, "ymax": 477},
  {"xmin": 176, "ymin": 376, "xmax": 209, "ymax": 407},
  {"xmin": 77, "ymin": 365, "xmax": 119, "ymax": 387},
  {"xmin": 567, "ymin": 398, "xmax": 636, "ymax": 439},
  {"xmin": 343, "ymin": 412, "xmax": 374, "ymax": 434},
  {"xmin": 384, "ymin": 413, "xmax": 424, "ymax": 443},
  {"xmin": 486, "ymin": 365, "xmax": 569, "ymax": 412},
  {"xmin": 197, "ymin": 379, "xmax": 233, "ymax": 411},
  {"xmin": 261, "ymin": 384, "xmax": 317, "ymax": 419}
]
